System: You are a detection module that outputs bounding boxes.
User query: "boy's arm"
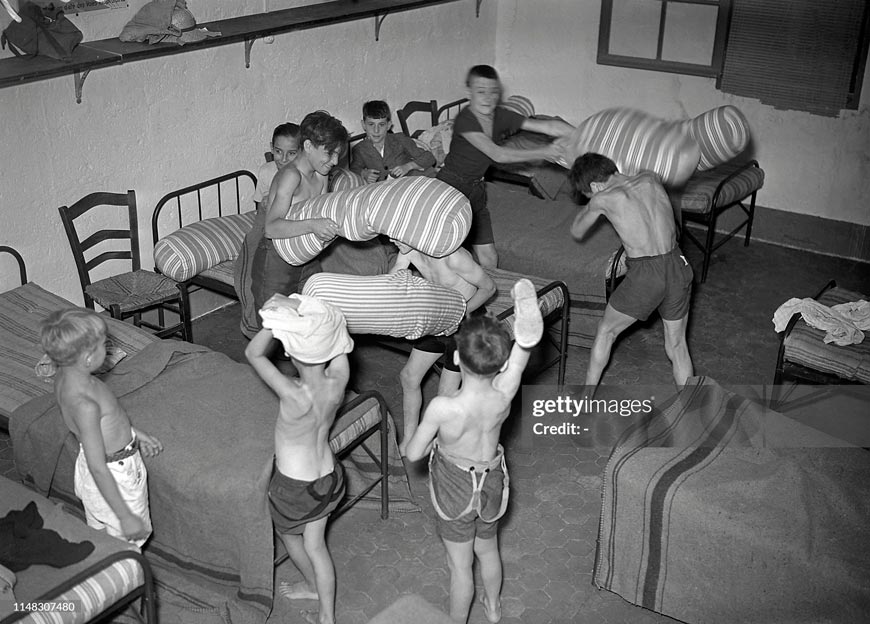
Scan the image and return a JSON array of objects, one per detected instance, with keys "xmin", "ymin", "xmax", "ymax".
[
  {"xmin": 73, "ymin": 400, "xmax": 148, "ymax": 541},
  {"xmin": 571, "ymin": 198, "xmax": 605, "ymax": 240},
  {"xmin": 131, "ymin": 427, "xmax": 163, "ymax": 457},
  {"xmin": 447, "ymin": 252, "xmax": 496, "ymax": 314},
  {"xmin": 388, "ymin": 252, "xmax": 412, "ymax": 274},
  {"xmin": 264, "ymin": 169, "xmax": 339, "ymax": 240},
  {"xmin": 325, "ymin": 353, "xmax": 351, "ymax": 388},
  {"xmin": 404, "ymin": 398, "xmax": 443, "ymax": 462},
  {"xmin": 245, "ymin": 329, "xmax": 297, "ymax": 397},
  {"xmin": 520, "ymin": 117, "xmax": 576, "ymax": 139},
  {"xmin": 462, "ymin": 130, "xmax": 562, "ymax": 165},
  {"xmin": 492, "ymin": 342, "xmax": 533, "ymax": 399},
  {"xmin": 401, "ymin": 134, "xmax": 437, "ymax": 170}
]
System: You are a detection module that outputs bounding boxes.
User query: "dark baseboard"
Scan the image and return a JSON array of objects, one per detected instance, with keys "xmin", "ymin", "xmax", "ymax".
[{"xmin": 692, "ymin": 204, "xmax": 870, "ymax": 263}]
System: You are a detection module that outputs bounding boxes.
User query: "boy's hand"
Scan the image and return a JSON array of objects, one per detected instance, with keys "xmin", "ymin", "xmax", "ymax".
[
  {"xmin": 119, "ymin": 513, "xmax": 149, "ymax": 542},
  {"xmin": 389, "ymin": 163, "xmax": 414, "ymax": 178},
  {"xmin": 137, "ymin": 431, "xmax": 163, "ymax": 457},
  {"xmin": 309, "ymin": 218, "xmax": 339, "ymax": 240},
  {"xmin": 362, "ymin": 168, "xmax": 381, "ymax": 184}
]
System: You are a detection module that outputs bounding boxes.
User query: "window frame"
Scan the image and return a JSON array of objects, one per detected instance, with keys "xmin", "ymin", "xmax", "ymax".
[{"xmin": 596, "ymin": 0, "xmax": 732, "ymax": 79}]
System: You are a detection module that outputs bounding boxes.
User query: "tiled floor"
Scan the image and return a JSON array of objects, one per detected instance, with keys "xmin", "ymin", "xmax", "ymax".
[{"xmin": 2, "ymin": 193, "xmax": 869, "ymax": 623}]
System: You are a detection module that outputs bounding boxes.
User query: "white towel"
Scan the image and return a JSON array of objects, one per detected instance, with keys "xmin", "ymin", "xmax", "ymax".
[
  {"xmin": 259, "ymin": 294, "xmax": 354, "ymax": 364},
  {"xmin": 772, "ymin": 298, "xmax": 867, "ymax": 346}
]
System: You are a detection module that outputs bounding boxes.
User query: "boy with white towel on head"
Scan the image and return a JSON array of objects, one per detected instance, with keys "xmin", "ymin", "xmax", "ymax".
[{"xmin": 245, "ymin": 293, "xmax": 354, "ymax": 624}]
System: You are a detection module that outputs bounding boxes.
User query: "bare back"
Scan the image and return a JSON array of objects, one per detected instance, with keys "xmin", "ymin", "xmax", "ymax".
[
  {"xmin": 55, "ymin": 371, "xmax": 133, "ymax": 455},
  {"xmin": 274, "ymin": 365, "xmax": 347, "ymax": 481},
  {"xmin": 409, "ymin": 250, "xmax": 478, "ymax": 302},
  {"xmin": 429, "ymin": 378, "xmax": 513, "ymax": 463},
  {"xmin": 593, "ymin": 172, "xmax": 677, "ymax": 258}
]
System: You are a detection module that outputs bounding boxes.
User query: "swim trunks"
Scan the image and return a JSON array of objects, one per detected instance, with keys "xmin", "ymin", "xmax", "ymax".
[
  {"xmin": 268, "ymin": 462, "xmax": 346, "ymax": 535},
  {"xmin": 74, "ymin": 431, "xmax": 151, "ymax": 548},
  {"xmin": 609, "ymin": 246, "xmax": 693, "ymax": 321},
  {"xmin": 428, "ymin": 444, "xmax": 509, "ymax": 543},
  {"xmin": 413, "ymin": 334, "xmax": 459, "ymax": 373}
]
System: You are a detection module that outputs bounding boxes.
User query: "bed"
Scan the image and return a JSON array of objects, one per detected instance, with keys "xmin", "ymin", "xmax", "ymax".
[
  {"xmin": 1, "ymin": 253, "xmax": 394, "ymax": 623},
  {"xmin": 151, "ymin": 172, "xmax": 572, "ymax": 383}
]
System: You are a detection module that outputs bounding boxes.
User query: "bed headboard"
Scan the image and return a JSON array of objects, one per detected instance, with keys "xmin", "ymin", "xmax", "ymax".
[
  {"xmin": 151, "ymin": 170, "xmax": 257, "ymax": 247},
  {"xmin": 0, "ymin": 245, "xmax": 27, "ymax": 288}
]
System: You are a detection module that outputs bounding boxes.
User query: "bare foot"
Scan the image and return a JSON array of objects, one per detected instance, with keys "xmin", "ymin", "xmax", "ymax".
[
  {"xmin": 480, "ymin": 594, "xmax": 502, "ymax": 623},
  {"xmin": 278, "ymin": 580, "xmax": 318, "ymax": 601},
  {"xmin": 511, "ymin": 278, "xmax": 543, "ymax": 348},
  {"xmin": 300, "ymin": 608, "xmax": 322, "ymax": 624}
]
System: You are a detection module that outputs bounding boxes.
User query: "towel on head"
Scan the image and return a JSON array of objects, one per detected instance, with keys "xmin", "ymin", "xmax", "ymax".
[{"xmin": 259, "ymin": 294, "xmax": 354, "ymax": 364}]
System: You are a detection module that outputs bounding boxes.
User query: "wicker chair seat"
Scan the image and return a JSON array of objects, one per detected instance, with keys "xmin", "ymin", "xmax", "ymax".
[{"xmin": 85, "ymin": 270, "xmax": 181, "ymax": 315}]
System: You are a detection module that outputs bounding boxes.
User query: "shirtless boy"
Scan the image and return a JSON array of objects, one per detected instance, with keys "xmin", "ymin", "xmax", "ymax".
[
  {"xmin": 41, "ymin": 308, "xmax": 162, "ymax": 546},
  {"xmin": 246, "ymin": 294, "xmax": 354, "ymax": 624},
  {"xmin": 406, "ymin": 279, "xmax": 543, "ymax": 623},
  {"xmin": 390, "ymin": 241, "xmax": 497, "ymax": 456},
  {"xmin": 251, "ymin": 111, "xmax": 348, "ymax": 318},
  {"xmin": 568, "ymin": 153, "xmax": 694, "ymax": 390}
]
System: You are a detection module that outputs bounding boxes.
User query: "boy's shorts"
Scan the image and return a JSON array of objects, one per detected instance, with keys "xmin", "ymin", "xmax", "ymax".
[
  {"xmin": 429, "ymin": 445, "xmax": 509, "ymax": 543},
  {"xmin": 268, "ymin": 462, "xmax": 346, "ymax": 535},
  {"xmin": 609, "ymin": 246, "xmax": 693, "ymax": 321},
  {"xmin": 74, "ymin": 440, "xmax": 151, "ymax": 547},
  {"xmin": 437, "ymin": 169, "xmax": 493, "ymax": 246},
  {"xmin": 413, "ymin": 334, "xmax": 459, "ymax": 373}
]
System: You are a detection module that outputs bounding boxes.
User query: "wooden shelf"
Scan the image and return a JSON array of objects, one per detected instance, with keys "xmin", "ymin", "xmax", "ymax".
[{"xmin": 0, "ymin": 0, "xmax": 477, "ymax": 101}]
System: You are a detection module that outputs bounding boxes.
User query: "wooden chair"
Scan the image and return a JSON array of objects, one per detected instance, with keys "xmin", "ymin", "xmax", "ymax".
[
  {"xmin": 345, "ymin": 131, "xmax": 367, "ymax": 170},
  {"xmin": 58, "ymin": 191, "xmax": 191, "ymax": 341},
  {"xmin": 0, "ymin": 245, "xmax": 26, "ymax": 285},
  {"xmin": 668, "ymin": 160, "xmax": 764, "ymax": 283},
  {"xmin": 396, "ymin": 99, "xmax": 438, "ymax": 137}
]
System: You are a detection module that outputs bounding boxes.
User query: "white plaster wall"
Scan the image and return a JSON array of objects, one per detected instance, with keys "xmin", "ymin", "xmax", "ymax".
[
  {"xmin": 494, "ymin": 0, "xmax": 870, "ymax": 226},
  {"xmin": 0, "ymin": 0, "xmax": 496, "ymax": 297}
]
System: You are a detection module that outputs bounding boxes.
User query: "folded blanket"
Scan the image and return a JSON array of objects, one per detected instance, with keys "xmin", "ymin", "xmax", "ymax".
[{"xmin": 773, "ymin": 297, "xmax": 869, "ymax": 345}]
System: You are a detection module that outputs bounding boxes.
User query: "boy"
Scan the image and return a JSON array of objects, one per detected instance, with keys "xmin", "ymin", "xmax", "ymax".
[
  {"xmin": 351, "ymin": 100, "xmax": 436, "ymax": 183},
  {"xmin": 251, "ymin": 111, "xmax": 349, "ymax": 319},
  {"xmin": 390, "ymin": 241, "xmax": 497, "ymax": 456},
  {"xmin": 568, "ymin": 153, "xmax": 694, "ymax": 391},
  {"xmin": 238, "ymin": 122, "xmax": 302, "ymax": 338},
  {"xmin": 436, "ymin": 65, "xmax": 575, "ymax": 269},
  {"xmin": 245, "ymin": 293, "xmax": 354, "ymax": 624},
  {"xmin": 405, "ymin": 279, "xmax": 543, "ymax": 624},
  {"xmin": 40, "ymin": 308, "xmax": 163, "ymax": 546},
  {"xmin": 254, "ymin": 122, "xmax": 302, "ymax": 211}
]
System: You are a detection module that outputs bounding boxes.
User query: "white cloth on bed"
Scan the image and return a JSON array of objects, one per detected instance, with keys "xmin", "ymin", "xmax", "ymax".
[
  {"xmin": 259, "ymin": 294, "xmax": 354, "ymax": 364},
  {"xmin": 773, "ymin": 297, "xmax": 869, "ymax": 346}
]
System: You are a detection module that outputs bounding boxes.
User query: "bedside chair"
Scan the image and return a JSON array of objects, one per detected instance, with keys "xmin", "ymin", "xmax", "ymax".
[
  {"xmin": 668, "ymin": 159, "xmax": 764, "ymax": 283},
  {"xmin": 58, "ymin": 190, "xmax": 191, "ymax": 341}
]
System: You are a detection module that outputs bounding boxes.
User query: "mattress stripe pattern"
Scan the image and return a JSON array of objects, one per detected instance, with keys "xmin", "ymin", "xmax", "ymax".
[
  {"xmin": 19, "ymin": 558, "xmax": 144, "ymax": 624},
  {"xmin": 783, "ymin": 286, "xmax": 870, "ymax": 382},
  {"xmin": 682, "ymin": 105, "xmax": 751, "ymax": 171},
  {"xmin": 154, "ymin": 212, "xmax": 254, "ymax": 282},
  {"xmin": 569, "ymin": 108, "xmax": 701, "ymax": 188},
  {"xmin": 274, "ymin": 176, "xmax": 471, "ymax": 266},
  {"xmin": 668, "ymin": 161, "xmax": 764, "ymax": 214}
]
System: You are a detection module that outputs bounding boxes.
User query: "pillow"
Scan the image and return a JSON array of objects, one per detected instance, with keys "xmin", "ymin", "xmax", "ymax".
[
  {"xmin": 563, "ymin": 108, "xmax": 701, "ymax": 187},
  {"xmin": 302, "ymin": 269, "xmax": 466, "ymax": 340},
  {"xmin": 682, "ymin": 105, "xmax": 751, "ymax": 171},
  {"xmin": 273, "ymin": 176, "xmax": 470, "ymax": 266},
  {"xmin": 329, "ymin": 167, "xmax": 365, "ymax": 192},
  {"xmin": 153, "ymin": 212, "xmax": 255, "ymax": 282},
  {"xmin": 499, "ymin": 94, "xmax": 535, "ymax": 118}
]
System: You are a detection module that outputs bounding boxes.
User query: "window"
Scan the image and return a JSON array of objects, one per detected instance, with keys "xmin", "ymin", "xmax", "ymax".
[
  {"xmin": 598, "ymin": 0, "xmax": 870, "ymax": 115},
  {"xmin": 597, "ymin": 0, "xmax": 731, "ymax": 78}
]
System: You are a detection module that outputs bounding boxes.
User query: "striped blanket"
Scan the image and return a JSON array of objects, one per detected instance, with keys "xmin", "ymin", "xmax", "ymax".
[{"xmin": 595, "ymin": 377, "xmax": 870, "ymax": 624}]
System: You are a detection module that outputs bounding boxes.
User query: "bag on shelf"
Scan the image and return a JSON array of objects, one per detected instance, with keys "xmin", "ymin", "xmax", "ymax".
[{"xmin": 1, "ymin": 1, "xmax": 83, "ymax": 61}]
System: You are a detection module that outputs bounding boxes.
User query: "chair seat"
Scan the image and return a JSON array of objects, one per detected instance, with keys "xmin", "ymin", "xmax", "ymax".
[
  {"xmin": 783, "ymin": 286, "xmax": 870, "ymax": 383},
  {"xmin": 85, "ymin": 269, "xmax": 180, "ymax": 314},
  {"xmin": 670, "ymin": 161, "xmax": 765, "ymax": 215}
]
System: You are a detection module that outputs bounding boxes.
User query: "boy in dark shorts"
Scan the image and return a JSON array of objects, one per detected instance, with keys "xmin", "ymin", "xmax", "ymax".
[
  {"xmin": 389, "ymin": 241, "xmax": 496, "ymax": 456},
  {"xmin": 405, "ymin": 279, "xmax": 543, "ymax": 624},
  {"xmin": 568, "ymin": 153, "xmax": 694, "ymax": 391},
  {"xmin": 245, "ymin": 293, "xmax": 354, "ymax": 624},
  {"xmin": 436, "ymin": 64, "xmax": 574, "ymax": 269}
]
